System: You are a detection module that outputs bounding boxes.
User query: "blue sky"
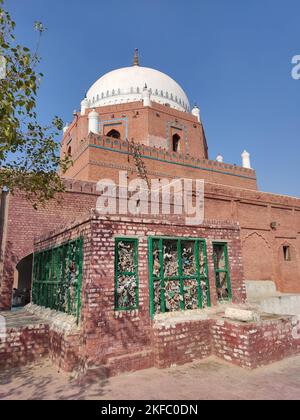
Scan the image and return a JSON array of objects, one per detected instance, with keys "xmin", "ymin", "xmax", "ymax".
[{"xmin": 6, "ymin": 0, "xmax": 300, "ymax": 196}]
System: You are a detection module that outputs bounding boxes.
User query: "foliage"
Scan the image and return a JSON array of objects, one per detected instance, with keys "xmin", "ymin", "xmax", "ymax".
[{"xmin": 0, "ymin": 0, "xmax": 71, "ymax": 208}]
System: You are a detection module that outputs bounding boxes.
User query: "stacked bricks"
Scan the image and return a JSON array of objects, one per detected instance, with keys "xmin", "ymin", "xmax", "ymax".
[
  {"xmin": 152, "ymin": 319, "xmax": 212, "ymax": 369},
  {"xmin": 211, "ymin": 317, "xmax": 300, "ymax": 369},
  {"xmin": 49, "ymin": 330, "xmax": 81, "ymax": 372},
  {"xmin": 32, "ymin": 213, "xmax": 245, "ymax": 373},
  {"xmin": 0, "ymin": 324, "xmax": 49, "ymax": 369}
]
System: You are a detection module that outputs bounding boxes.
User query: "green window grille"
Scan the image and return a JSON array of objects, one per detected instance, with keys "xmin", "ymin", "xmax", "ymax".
[
  {"xmin": 213, "ymin": 242, "xmax": 232, "ymax": 301},
  {"xmin": 32, "ymin": 237, "xmax": 83, "ymax": 323},
  {"xmin": 115, "ymin": 238, "xmax": 139, "ymax": 311},
  {"xmin": 149, "ymin": 237, "xmax": 211, "ymax": 319}
]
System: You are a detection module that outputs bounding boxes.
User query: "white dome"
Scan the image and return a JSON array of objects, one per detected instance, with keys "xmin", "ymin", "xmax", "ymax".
[{"xmin": 86, "ymin": 66, "xmax": 190, "ymax": 112}]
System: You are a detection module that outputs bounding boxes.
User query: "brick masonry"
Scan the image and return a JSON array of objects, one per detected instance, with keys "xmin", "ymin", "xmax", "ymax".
[
  {"xmin": 0, "ymin": 310, "xmax": 82, "ymax": 373},
  {"xmin": 211, "ymin": 317, "xmax": 300, "ymax": 369},
  {"xmin": 0, "ymin": 323, "xmax": 49, "ymax": 369},
  {"xmin": 152, "ymin": 319, "xmax": 212, "ymax": 369},
  {"xmin": 28, "ymin": 213, "xmax": 245, "ymax": 373}
]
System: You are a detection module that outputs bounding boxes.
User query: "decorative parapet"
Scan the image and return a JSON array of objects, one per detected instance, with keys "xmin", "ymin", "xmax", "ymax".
[
  {"xmin": 68, "ymin": 134, "xmax": 256, "ymax": 181},
  {"xmin": 81, "ymin": 134, "xmax": 257, "ymax": 180}
]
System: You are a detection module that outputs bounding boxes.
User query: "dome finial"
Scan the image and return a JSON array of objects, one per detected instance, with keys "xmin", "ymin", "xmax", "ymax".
[{"xmin": 133, "ymin": 48, "xmax": 140, "ymax": 66}]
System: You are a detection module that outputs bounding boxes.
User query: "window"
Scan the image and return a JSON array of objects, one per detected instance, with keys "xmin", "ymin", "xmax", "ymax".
[
  {"xmin": 67, "ymin": 146, "xmax": 72, "ymax": 157},
  {"xmin": 283, "ymin": 245, "xmax": 291, "ymax": 261},
  {"xmin": 32, "ymin": 238, "xmax": 83, "ymax": 323},
  {"xmin": 213, "ymin": 243, "xmax": 232, "ymax": 301},
  {"xmin": 172, "ymin": 134, "xmax": 181, "ymax": 152},
  {"xmin": 106, "ymin": 129, "xmax": 121, "ymax": 139},
  {"xmin": 149, "ymin": 237, "xmax": 210, "ymax": 319},
  {"xmin": 115, "ymin": 238, "xmax": 139, "ymax": 310}
]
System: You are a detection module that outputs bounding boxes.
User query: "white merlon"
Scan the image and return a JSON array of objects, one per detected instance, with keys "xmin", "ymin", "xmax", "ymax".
[
  {"xmin": 192, "ymin": 105, "xmax": 201, "ymax": 122},
  {"xmin": 63, "ymin": 123, "xmax": 69, "ymax": 134},
  {"xmin": 242, "ymin": 150, "xmax": 251, "ymax": 169},
  {"xmin": 88, "ymin": 109, "xmax": 99, "ymax": 134}
]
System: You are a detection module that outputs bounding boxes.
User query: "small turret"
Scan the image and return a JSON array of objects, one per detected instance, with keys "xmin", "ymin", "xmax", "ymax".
[
  {"xmin": 216, "ymin": 154, "xmax": 224, "ymax": 163},
  {"xmin": 81, "ymin": 98, "xmax": 89, "ymax": 116},
  {"xmin": 142, "ymin": 83, "xmax": 151, "ymax": 107},
  {"xmin": 63, "ymin": 123, "xmax": 70, "ymax": 134},
  {"xmin": 242, "ymin": 150, "xmax": 251, "ymax": 169},
  {"xmin": 192, "ymin": 104, "xmax": 201, "ymax": 122},
  {"xmin": 88, "ymin": 109, "xmax": 99, "ymax": 134}
]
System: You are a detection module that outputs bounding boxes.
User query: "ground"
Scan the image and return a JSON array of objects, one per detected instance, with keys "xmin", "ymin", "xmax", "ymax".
[{"xmin": 1, "ymin": 355, "xmax": 300, "ymax": 400}]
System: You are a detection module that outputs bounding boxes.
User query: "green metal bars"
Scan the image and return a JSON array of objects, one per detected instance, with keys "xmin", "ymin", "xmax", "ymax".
[
  {"xmin": 149, "ymin": 237, "xmax": 211, "ymax": 319},
  {"xmin": 32, "ymin": 237, "xmax": 84, "ymax": 323},
  {"xmin": 213, "ymin": 242, "xmax": 232, "ymax": 302},
  {"xmin": 115, "ymin": 238, "xmax": 139, "ymax": 311}
]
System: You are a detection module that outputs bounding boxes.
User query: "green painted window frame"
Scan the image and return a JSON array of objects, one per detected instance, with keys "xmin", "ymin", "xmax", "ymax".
[
  {"xmin": 148, "ymin": 236, "xmax": 211, "ymax": 319},
  {"xmin": 32, "ymin": 237, "xmax": 84, "ymax": 324},
  {"xmin": 212, "ymin": 242, "xmax": 232, "ymax": 302},
  {"xmin": 114, "ymin": 237, "xmax": 139, "ymax": 311}
]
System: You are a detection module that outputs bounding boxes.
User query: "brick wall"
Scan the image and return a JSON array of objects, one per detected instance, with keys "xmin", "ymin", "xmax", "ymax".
[
  {"xmin": 0, "ymin": 324, "xmax": 49, "ymax": 369},
  {"xmin": 211, "ymin": 317, "xmax": 300, "ymax": 369},
  {"xmin": 1, "ymin": 175, "xmax": 300, "ymax": 313},
  {"xmin": 152, "ymin": 319, "xmax": 212, "ymax": 369},
  {"xmin": 32, "ymin": 213, "xmax": 245, "ymax": 372},
  {"xmin": 0, "ymin": 185, "xmax": 98, "ymax": 311},
  {"xmin": 49, "ymin": 330, "xmax": 81, "ymax": 372}
]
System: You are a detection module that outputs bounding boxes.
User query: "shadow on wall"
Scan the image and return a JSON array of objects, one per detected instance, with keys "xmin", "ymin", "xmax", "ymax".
[
  {"xmin": 242, "ymin": 233, "xmax": 273, "ymax": 281},
  {"xmin": 12, "ymin": 254, "xmax": 33, "ymax": 308},
  {"xmin": 278, "ymin": 243, "xmax": 300, "ymax": 293}
]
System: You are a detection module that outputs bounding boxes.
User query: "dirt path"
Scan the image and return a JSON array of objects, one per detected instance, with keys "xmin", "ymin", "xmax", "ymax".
[{"xmin": 1, "ymin": 355, "xmax": 300, "ymax": 400}]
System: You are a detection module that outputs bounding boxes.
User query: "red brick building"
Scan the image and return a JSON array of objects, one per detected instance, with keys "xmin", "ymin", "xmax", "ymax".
[{"xmin": 0, "ymin": 51, "xmax": 300, "ymax": 373}]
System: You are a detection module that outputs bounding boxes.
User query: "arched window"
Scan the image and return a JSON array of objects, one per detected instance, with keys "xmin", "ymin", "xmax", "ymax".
[
  {"xmin": 67, "ymin": 146, "xmax": 72, "ymax": 157},
  {"xmin": 172, "ymin": 134, "xmax": 181, "ymax": 153},
  {"xmin": 106, "ymin": 129, "xmax": 121, "ymax": 139}
]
